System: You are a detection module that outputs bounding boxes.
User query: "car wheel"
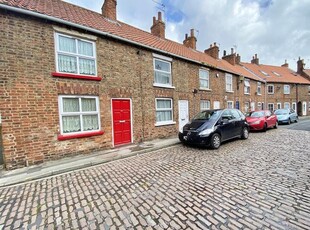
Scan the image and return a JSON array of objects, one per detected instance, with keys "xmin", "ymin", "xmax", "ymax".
[
  {"xmin": 288, "ymin": 119, "xmax": 291, "ymax": 125},
  {"xmin": 210, "ymin": 133, "xmax": 221, "ymax": 149},
  {"xmin": 274, "ymin": 121, "xmax": 278, "ymax": 129},
  {"xmin": 263, "ymin": 123, "xmax": 267, "ymax": 132},
  {"xmin": 241, "ymin": 127, "xmax": 249, "ymax": 139}
]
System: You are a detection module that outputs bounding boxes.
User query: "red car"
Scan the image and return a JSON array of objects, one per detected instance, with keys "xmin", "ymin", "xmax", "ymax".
[{"xmin": 246, "ymin": 110, "xmax": 278, "ymax": 131}]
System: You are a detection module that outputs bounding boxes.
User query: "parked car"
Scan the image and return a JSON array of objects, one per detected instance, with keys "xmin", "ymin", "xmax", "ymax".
[
  {"xmin": 274, "ymin": 109, "xmax": 298, "ymax": 124},
  {"xmin": 245, "ymin": 110, "xmax": 278, "ymax": 131},
  {"xmin": 179, "ymin": 109, "xmax": 249, "ymax": 149}
]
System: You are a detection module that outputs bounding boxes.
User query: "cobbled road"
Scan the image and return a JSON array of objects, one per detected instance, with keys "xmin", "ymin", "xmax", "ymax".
[{"xmin": 0, "ymin": 129, "xmax": 310, "ymax": 229}]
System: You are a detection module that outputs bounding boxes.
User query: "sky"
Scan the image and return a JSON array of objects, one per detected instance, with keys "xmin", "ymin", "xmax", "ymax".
[{"xmin": 64, "ymin": 0, "xmax": 310, "ymax": 71}]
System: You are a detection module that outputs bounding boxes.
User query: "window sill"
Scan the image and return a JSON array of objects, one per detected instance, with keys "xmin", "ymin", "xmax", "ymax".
[
  {"xmin": 199, "ymin": 88, "xmax": 212, "ymax": 91},
  {"xmin": 226, "ymin": 91, "xmax": 234, "ymax": 93},
  {"xmin": 58, "ymin": 130, "xmax": 104, "ymax": 141},
  {"xmin": 268, "ymin": 93, "xmax": 274, "ymax": 95},
  {"xmin": 256, "ymin": 93, "xmax": 262, "ymax": 96},
  {"xmin": 52, "ymin": 72, "xmax": 102, "ymax": 81},
  {"xmin": 155, "ymin": 121, "xmax": 176, "ymax": 127},
  {"xmin": 153, "ymin": 83, "xmax": 175, "ymax": 89},
  {"xmin": 244, "ymin": 93, "xmax": 250, "ymax": 95}
]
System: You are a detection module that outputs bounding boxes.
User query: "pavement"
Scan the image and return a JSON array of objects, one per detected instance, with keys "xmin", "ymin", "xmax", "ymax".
[{"xmin": 0, "ymin": 137, "xmax": 180, "ymax": 187}]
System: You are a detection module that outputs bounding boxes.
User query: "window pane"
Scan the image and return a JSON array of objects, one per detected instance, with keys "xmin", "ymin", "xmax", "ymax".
[
  {"xmin": 199, "ymin": 70, "xmax": 209, "ymax": 79},
  {"xmin": 59, "ymin": 36, "xmax": 76, "ymax": 53},
  {"xmin": 156, "ymin": 111, "xmax": 172, "ymax": 122},
  {"xmin": 200, "ymin": 100, "xmax": 210, "ymax": 111},
  {"xmin": 79, "ymin": 58, "xmax": 96, "ymax": 75},
  {"xmin": 200, "ymin": 79, "xmax": 209, "ymax": 88},
  {"xmin": 244, "ymin": 80, "xmax": 250, "ymax": 87},
  {"xmin": 78, "ymin": 40, "xmax": 94, "ymax": 56},
  {"xmin": 155, "ymin": 60, "xmax": 170, "ymax": 72},
  {"xmin": 62, "ymin": 116, "xmax": 81, "ymax": 133},
  {"xmin": 83, "ymin": 115, "xmax": 99, "ymax": 131},
  {"xmin": 81, "ymin": 98, "xmax": 97, "ymax": 112},
  {"xmin": 157, "ymin": 100, "xmax": 171, "ymax": 109},
  {"xmin": 58, "ymin": 54, "xmax": 77, "ymax": 73},
  {"xmin": 155, "ymin": 71, "xmax": 171, "ymax": 84},
  {"xmin": 63, "ymin": 98, "xmax": 79, "ymax": 112}
]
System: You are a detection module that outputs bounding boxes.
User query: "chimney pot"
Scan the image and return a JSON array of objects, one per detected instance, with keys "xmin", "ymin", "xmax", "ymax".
[
  {"xmin": 190, "ymin": 29, "xmax": 195, "ymax": 37},
  {"xmin": 214, "ymin": 42, "xmax": 216, "ymax": 46},
  {"xmin": 231, "ymin": 48, "xmax": 234, "ymax": 54},
  {"xmin": 210, "ymin": 44, "xmax": 212, "ymax": 48},
  {"xmin": 158, "ymin": 11, "xmax": 162, "ymax": 21},
  {"xmin": 223, "ymin": 50, "xmax": 227, "ymax": 56}
]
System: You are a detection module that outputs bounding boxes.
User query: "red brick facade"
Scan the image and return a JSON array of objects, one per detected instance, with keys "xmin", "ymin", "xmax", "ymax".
[{"xmin": 1, "ymin": 1, "xmax": 310, "ymax": 170}]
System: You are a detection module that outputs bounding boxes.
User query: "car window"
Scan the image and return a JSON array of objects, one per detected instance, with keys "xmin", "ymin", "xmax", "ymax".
[
  {"xmin": 265, "ymin": 111, "xmax": 271, "ymax": 116},
  {"xmin": 251, "ymin": 111, "xmax": 264, "ymax": 117},
  {"xmin": 193, "ymin": 110, "xmax": 221, "ymax": 121},
  {"xmin": 231, "ymin": 110, "xmax": 241, "ymax": 119},
  {"xmin": 222, "ymin": 110, "xmax": 233, "ymax": 120}
]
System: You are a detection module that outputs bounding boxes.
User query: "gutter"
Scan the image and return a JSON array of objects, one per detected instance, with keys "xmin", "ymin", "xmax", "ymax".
[{"xmin": 0, "ymin": 4, "xmax": 235, "ymax": 75}]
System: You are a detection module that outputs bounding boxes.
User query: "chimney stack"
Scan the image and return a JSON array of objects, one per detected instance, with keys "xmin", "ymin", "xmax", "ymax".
[
  {"xmin": 251, "ymin": 54, "xmax": 259, "ymax": 65},
  {"xmin": 281, "ymin": 60, "xmax": 289, "ymax": 68},
  {"xmin": 183, "ymin": 29, "xmax": 197, "ymax": 49},
  {"xmin": 150, "ymin": 12, "xmax": 165, "ymax": 39},
  {"xmin": 222, "ymin": 47, "xmax": 237, "ymax": 65},
  {"xmin": 297, "ymin": 57, "xmax": 305, "ymax": 74},
  {"xmin": 102, "ymin": 0, "xmax": 117, "ymax": 21},
  {"xmin": 204, "ymin": 42, "xmax": 219, "ymax": 59}
]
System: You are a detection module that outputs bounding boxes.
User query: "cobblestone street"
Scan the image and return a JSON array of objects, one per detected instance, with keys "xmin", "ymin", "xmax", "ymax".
[{"xmin": 1, "ymin": 129, "xmax": 310, "ymax": 229}]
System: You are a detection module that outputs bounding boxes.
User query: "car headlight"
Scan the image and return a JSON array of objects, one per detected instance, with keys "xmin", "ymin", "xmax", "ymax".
[
  {"xmin": 252, "ymin": 120, "xmax": 261, "ymax": 125},
  {"xmin": 199, "ymin": 128, "xmax": 213, "ymax": 137}
]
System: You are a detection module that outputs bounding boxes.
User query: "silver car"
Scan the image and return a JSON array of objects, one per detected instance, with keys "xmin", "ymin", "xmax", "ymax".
[{"xmin": 274, "ymin": 109, "xmax": 298, "ymax": 124}]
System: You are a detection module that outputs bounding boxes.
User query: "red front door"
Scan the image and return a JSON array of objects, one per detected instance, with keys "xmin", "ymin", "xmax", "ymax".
[{"xmin": 112, "ymin": 99, "xmax": 132, "ymax": 146}]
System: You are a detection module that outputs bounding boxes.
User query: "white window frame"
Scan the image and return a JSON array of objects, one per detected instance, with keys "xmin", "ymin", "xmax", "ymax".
[
  {"xmin": 155, "ymin": 98, "xmax": 175, "ymax": 126},
  {"xmin": 55, "ymin": 33, "xmax": 97, "ymax": 76},
  {"xmin": 199, "ymin": 69, "xmax": 210, "ymax": 90},
  {"xmin": 284, "ymin": 102, "xmax": 290, "ymax": 109},
  {"xmin": 257, "ymin": 82, "xmax": 262, "ymax": 95},
  {"xmin": 200, "ymin": 100, "xmax": 211, "ymax": 111},
  {"xmin": 227, "ymin": 101, "xmax": 234, "ymax": 109},
  {"xmin": 244, "ymin": 79, "xmax": 250, "ymax": 94},
  {"xmin": 153, "ymin": 58, "xmax": 173, "ymax": 88},
  {"xmin": 58, "ymin": 95, "xmax": 100, "ymax": 135},
  {"xmin": 267, "ymin": 84, "xmax": 274, "ymax": 94},
  {"xmin": 284, "ymin": 85, "xmax": 290, "ymax": 95},
  {"xmin": 225, "ymin": 74, "xmax": 233, "ymax": 92},
  {"xmin": 277, "ymin": 103, "xmax": 281, "ymax": 109},
  {"xmin": 268, "ymin": 103, "xmax": 274, "ymax": 112}
]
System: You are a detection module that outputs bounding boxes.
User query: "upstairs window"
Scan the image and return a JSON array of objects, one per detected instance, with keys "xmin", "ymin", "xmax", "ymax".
[
  {"xmin": 199, "ymin": 69, "xmax": 210, "ymax": 89},
  {"xmin": 56, "ymin": 33, "xmax": 96, "ymax": 76},
  {"xmin": 244, "ymin": 79, "xmax": 250, "ymax": 94},
  {"xmin": 226, "ymin": 74, "xmax": 233, "ymax": 92},
  {"xmin": 58, "ymin": 96, "xmax": 100, "ymax": 135},
  {"xmin": 284, "ymin": 85, "xmax": 290, "ymax": 94},
  {"xmin": 257, "ymin": 82, "xmax": 262, "ymax": 95},
  {"xmin": 267, "ymin": 84, "xmax": 274, "ymax": 94},
  {"xmin": 154, "ymin": 58, "xmax": 172, "ymax": 87}
]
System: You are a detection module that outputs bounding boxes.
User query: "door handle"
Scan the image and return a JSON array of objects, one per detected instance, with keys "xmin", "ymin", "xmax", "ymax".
[{"xmin": 119, "ymin": 120, "xmax": 125, "ymax": 123}]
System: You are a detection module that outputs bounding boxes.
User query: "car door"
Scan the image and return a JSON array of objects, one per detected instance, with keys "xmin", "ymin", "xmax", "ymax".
[
  {"xmin": 289, "ymin": 109, "xmax": 297, "ymax": 121},
  {"xmin": 219, "ymin": 110, "xmax": 237, "ymax": 140},
  {"xmin": 265, "ymin": 110, "xmax": 273, "ymax": 127},
  {"xmin": 231, "ymin": 109, "xmax": 242, "ymax": 136}
]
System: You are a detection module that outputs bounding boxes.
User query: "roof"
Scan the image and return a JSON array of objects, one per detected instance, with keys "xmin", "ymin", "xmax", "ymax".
[
  {"xmin": 304, "ymin": 69, "xmax": 310, "ymax": 77},
  {"xmin": 241, "ymin": 62, "xmax": 310, "ymax": 85},
  {"xmin": 0, "ymin": 0, "xmax": 264, "ymax": 82}
]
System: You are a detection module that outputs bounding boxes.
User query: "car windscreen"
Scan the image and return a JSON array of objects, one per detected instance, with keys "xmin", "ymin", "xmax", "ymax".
[
  {"xmin": 193, "ymin": 110, "xmax": 221, "ymax": 121},
  {"xmin": 250, "ymin": 111, "xmax": 264, "ymax": 118},
  {"xmin": 275, "ymin": 110, "xmax": 288, "ymax": 115}
]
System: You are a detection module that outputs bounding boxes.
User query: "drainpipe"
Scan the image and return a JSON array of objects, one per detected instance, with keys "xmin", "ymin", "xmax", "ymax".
[
  {"xmin": 296, "ymin": 83, "xmax": 299, "ymax": 114},
  {"xmin": 0, "ymin": 114, "xmax": 3, "ymax": 166}
]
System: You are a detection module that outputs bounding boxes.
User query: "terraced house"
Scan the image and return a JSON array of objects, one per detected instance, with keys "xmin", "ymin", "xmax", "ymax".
[{"xmin": 0, "ymin": 0, "xmax": 309, "ymax": 169}]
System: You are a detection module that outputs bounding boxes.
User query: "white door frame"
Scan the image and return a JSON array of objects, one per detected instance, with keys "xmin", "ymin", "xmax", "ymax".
[
  {"xmin": 302, "ymin": 101, "xmax": 307, "ymax": 116},
  {"xmin": 178, "ymin": 100, "xmax": 189, "ymax": 132}
]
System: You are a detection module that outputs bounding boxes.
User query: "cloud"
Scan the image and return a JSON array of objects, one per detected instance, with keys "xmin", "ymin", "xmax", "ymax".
[{"xmin": 64, "ymin": 0, "xmax": 310, "ymax": 70}]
